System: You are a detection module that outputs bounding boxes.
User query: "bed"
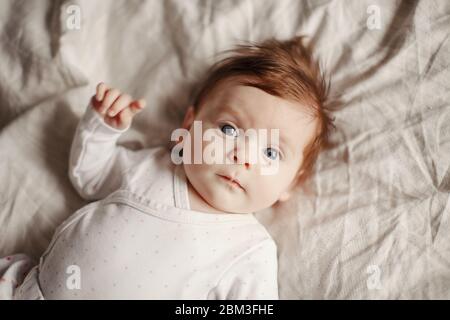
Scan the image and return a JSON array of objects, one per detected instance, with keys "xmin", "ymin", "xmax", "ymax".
[{"xmin": 0, "ymin": 0, "xmax": 449, "ymax": 299}]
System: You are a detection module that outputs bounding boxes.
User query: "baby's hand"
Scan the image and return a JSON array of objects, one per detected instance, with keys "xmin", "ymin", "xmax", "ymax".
[{"xmin": 91, "ymin": 82, "xmax": 146, "ymax": 130}]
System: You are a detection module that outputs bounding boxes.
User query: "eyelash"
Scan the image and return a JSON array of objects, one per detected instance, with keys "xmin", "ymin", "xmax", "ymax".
[
  {"xmin": 219, "ymin": 122, "xmax": 238, "ymax": 137},
  {"xmin": 218, "ymin": 122, "xmax": 284, "ymax": 161},
  {"xmin": 264, "ymin": 146, "xmax": 283, "ymax": 161}
]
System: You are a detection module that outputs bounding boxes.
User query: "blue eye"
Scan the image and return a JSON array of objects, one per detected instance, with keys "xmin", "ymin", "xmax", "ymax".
[
  {"xmin": 221, "ymin": 124, "xmax": 238, "ymax": 137},
  {"xmin": 264, "ymin": 147, "xmax": 279, "ymax": 160}
]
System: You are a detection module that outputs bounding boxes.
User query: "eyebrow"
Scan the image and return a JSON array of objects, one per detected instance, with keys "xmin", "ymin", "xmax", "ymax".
[
  {"xmin": 216, "ymin": 105, "xmax": 248, "ymax": 124},
  {"xmin": 217, "ymin": 105, "xmax": 296, "ymax": 154}
]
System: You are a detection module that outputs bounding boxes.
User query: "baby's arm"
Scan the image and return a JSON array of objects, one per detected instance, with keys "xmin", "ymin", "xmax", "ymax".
[
  {"xmin": 208, "ymin": 240, "xmax": 279, "ymax": 300},
  {"xmin": 68, "ymin": 83, "xmax": 146, "ymax": 200}
]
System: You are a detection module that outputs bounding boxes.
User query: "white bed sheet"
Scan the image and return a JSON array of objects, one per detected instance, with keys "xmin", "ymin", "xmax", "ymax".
[{"xmin": 0, "ymin": 0, "xmax": 449, "ymax": 299}]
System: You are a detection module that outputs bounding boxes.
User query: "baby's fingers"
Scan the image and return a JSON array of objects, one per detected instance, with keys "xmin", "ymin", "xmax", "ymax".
[
  {"xmin": 110, "ymin": 107, "xmax": 135, "ymax": 130},
  {"xmin": 129, "ymin": 99, "xmax": 147, "ymax": 115},
  {"xmin": 96, "ymin": 82, "xmax": 108, "ymax": 101},
  {"xmin": 100, "ymin": 89, "xmax": 121, "ymax": 114},
  {"xmin": 111, "ymin": 99, "xmax": 145, "ymax": 130},
  {"xmin": 108, "ymin": 94, "xmax": 132, "ymax": 117}
]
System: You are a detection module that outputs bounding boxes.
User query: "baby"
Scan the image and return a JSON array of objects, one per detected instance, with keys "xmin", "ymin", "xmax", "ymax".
[{"xmin": 6, "ymin": 36, "xmax": 332, "ymax": 300}]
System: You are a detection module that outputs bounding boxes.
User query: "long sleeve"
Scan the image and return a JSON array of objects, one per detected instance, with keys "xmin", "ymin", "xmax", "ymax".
[
  {"xmin": 208, "ymin": 239, "xmax": 279, "ymax": 300},
  {"xmin": 68, "ymin": 101, "xmax": 135, "ymax": 201}
]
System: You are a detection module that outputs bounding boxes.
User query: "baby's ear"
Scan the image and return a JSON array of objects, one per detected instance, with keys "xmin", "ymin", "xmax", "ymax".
[
  {"xmin": 182, "ymin": 106, "xmax": 195, "ymax": 130},
  {"xmin": 278, "ymin": 172, "xmax": 304, "ymax": 202}
]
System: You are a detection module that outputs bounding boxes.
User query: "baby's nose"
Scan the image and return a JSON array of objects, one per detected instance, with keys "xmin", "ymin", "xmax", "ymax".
[{"xmin": 233, "ymin": 154, "xmax": 250, "ymax": 169}]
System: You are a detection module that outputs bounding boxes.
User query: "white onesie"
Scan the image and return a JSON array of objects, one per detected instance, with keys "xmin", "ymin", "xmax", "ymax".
[{"xmin": 11, "ymin": 102, "xmax": 279, "ymax": 300}]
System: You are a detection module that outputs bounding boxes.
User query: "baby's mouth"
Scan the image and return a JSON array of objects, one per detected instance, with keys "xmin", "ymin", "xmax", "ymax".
[{"xmin": 216, "ymin": 174, "xmax": 245, "ymax": 191}]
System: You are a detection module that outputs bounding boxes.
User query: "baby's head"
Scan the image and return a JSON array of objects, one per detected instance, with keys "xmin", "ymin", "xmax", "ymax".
[{"xmin": 178, "ymin": 36, "xmax": 333, "ymax": 214}]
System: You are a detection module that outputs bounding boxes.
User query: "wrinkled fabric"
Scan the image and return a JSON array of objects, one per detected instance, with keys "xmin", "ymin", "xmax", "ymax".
[
  {"xmin": 0, "ymin": 254, "xmax": 35, "ymax": 299},
  {"xmin": 2, "ymin": 102, "xmax": 279, "ymax": 299},
  {"xmin": 0, "ymin": 0, "xmax": 449, "ymax": 299}
]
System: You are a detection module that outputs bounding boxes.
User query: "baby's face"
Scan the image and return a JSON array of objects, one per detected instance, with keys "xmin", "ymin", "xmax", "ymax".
[{"xmin": 182, "ymin": 78, "xmax": 318, "ymax": 213}]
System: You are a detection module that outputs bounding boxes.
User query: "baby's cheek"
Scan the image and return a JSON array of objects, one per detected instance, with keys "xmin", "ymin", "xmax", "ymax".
[
  {"xmin": 202, "ymin": 132, "xmax": 234, "ymax": 164},
  {"xmin": 248, "ymin": 177, "xmax": 280, "ymax": 206}
]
